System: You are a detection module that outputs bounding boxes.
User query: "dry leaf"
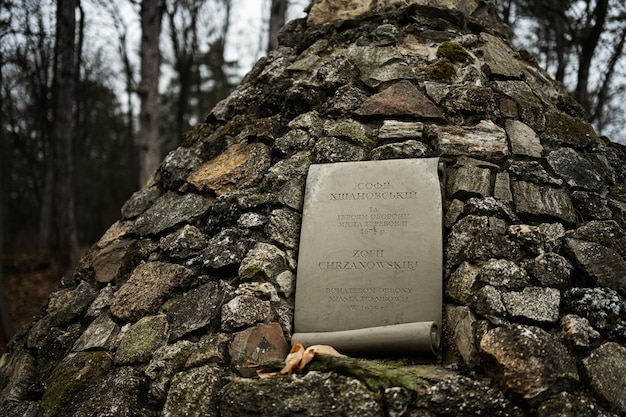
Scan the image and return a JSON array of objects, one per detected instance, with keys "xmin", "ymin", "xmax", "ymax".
[{"xmin": 257, "ymin": 342, "xmax": 345, "ymax": 378}]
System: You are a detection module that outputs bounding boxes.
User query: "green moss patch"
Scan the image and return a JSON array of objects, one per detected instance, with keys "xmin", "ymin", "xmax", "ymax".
[{"xmin": 436, "ymin": 42, "xmax": 470, "ymax": 63}]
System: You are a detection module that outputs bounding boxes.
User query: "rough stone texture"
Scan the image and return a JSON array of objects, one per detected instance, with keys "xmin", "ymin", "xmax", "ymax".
[
  {"xmin": 437, "ymin": 120, "xmax": 509, "ymax": 160},
  {"xmin": 512, "ymin": 181, "xmax": 576, "ymax": 224},
  {"xmin": 187, "ymin": 141, "xmax": 271, "ymax": 195},
  {"xmin": 132, "ymin": 192, "xmax": 211, "ymax": 236},
  {"xmin": 502, "ymin": 287, "xmax": 561, "ymax": 323},
  {"xmin": 110, "ymin": 262, "xmax": 193, "ymax": 322},
  {"xmin": 3, "ymin": 1, "xmax": 626, "ymax": 416},
  {"xmin": 355, "ymin": 80, "xmax": 443, "ymax": 119},
  {"xmin": 165, "ymin": 281, "xmax": 225, "ymax": 341},
  {"xmin": 220, "ymin": 372, "xmax": 383, "ymax": 417},
  {"xmin": 115, "ymin": 314, "xmax": 169, "ymax": 365},
  {"xmin": 480, "ymin": 325, "xmax": 579, "ymax": 402},
  {"xmin": 229, "ymin": 322, "xmax": 289, "ymax": 377},
  {"xmin": 582, "ymin": 342, "xmax": 626, "ymax": 413},
  {"xmin": 163, "ymin": 365, "xmax": 223, "ymax": 417}
]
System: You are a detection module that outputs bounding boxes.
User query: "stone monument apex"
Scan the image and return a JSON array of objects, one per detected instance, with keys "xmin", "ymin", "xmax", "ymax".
[{"xmin": 2, "ymin": 0, "xmax": 626, "ymax": 415}]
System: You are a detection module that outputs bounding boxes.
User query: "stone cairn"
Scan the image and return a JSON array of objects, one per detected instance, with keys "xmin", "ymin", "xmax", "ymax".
[{"xmin": 2, "ymin": 0, "xmax": 626, "ymax": 416}]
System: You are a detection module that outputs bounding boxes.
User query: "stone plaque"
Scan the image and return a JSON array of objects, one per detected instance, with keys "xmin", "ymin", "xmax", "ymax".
[{"xmin": 293, "ymin": 158, "xmax": 442, "ymax": 355}]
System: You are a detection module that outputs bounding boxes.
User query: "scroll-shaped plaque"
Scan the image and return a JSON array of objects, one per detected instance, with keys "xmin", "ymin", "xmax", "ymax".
[{"xmin": 293, "ymin": 158, "xmax": 442, "ymax": 356}]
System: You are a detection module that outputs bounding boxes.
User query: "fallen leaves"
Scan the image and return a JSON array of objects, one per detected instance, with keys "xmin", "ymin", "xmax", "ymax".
[{"xmin": 257, "ymin": 341, "xmax": 345, "ymax": 378}]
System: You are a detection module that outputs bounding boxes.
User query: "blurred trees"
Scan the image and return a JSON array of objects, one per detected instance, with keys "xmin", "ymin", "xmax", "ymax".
[{"xmin": 500, "ymin": 0, "xmax": 626, "ymax": 143}]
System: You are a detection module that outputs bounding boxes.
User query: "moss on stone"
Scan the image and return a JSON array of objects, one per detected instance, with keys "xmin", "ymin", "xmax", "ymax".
[
  {"xmin": 543, "ymin": 110, "xmax": 599, "ymax": 148},
  {"xmin": 426, "ymin": 59, "xmax": 457, "ymax": 82},
  {"xmin": 436, "ymin": 42, "xmax": 470, "ymax": 63},
  {"xmin": 41, "ymin": 352, "xmax": 113, "ymax": 417}
]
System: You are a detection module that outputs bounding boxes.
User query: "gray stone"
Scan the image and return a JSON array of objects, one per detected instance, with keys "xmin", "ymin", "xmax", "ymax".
[
  {"xmin": 444, "ymin": 198, "xmax": 465, "ymax": 229},
  {"xmin": 288, "ymin": 111, "xmax": 324, "ymax": 137},
  {"xmin": 446, "ymin": 262, "xmax": 479, "ymax": 305},
  {"xmin": 121, "ymin": 185, "xmax": 162, "ymax": 219},
  {"xmin": 278, "ymin": 176, "xmax": 306, "ymax": 211},
  {"xmin": 481, "ymin": 33, "xmax": 524, "ymax": 79},
  {"xmin": 447, "ymin": 165, "xmax": 492, "ymax": 200},
  {"xmin": 165, "ymin": 281, "xmax": 224, "ymax": 341},
  {"xmin": 523, "ymin": 252, "xmax": 573, "ymax": 289},
  {"xmin": 235, "ymin": 282, "xmax": 280, "ymax": 302},
  {"xmin": 275, "ymin": 270, "xmax": 296, "ymax": 297},
  {"xmin": 473, "ymin": 285, "xmax": 506, "ymax": 316},
  {"xmin": 384, "ymin": 387, "xmax": 413, "ymax": 417},
  {"xmin": 198, "ymin": 228, "xmax": 256, "ymax": 269},
  {"xmin": 220, "ymin": 372, "xmax": 383, "ymax": 417},
  {"xmin": 265, "ymin": 151, "xmax": 312, "ymax": 184},
  {"xmin": 373, "ymin": 23, "xmax": 399, "ymax": 46},
  {"xmin": 582, "ymin": 342, "xmax": 626, "ymax": 413},
  {"xmin": 0, "ymin": 350, "xmax": 37, "ymax": 404},
  {"xmin": 559, "ymin": 314, "xmax": 600, "ymax": 348},
  {"xmin": 502, "ymin": 287, "xmax": 561, "ymax": 322},
  {"xmin": 0, "ymin": 402, "xmax": 40, "ymax": 417},
  {"xmin": 446, "ymin": 305, "xmax": 480, "ymax": 368},
  {"xmin": 446, "ymin": 215, "xmax": 521, "ymax": 270},
  {"xmin": 221, "ymin": 295, "xmax": 271, "ymax": 331},
  {"xmin": 73, "ymin": 314, "xmax": 119, "ymax": 352},
  {"xmin": 312, "ymin": 136, "xmax": 367, "ymax": 162},
  {"xmin": 145, "ymin": 340, "xmax": 197, "ymax": 400},
  {"xmin": 565, "ymin": 238, "xmax": 626, "ymax": 294},
  {"xmin": 537, "ymin": 392, "xmax": 617, "ymax": 417},
  {"xmin": 229, "ymin": 322, "xmax": 289, "ymax": 377},
  {"xmin": 421, "ymin": 375, "xmax": 524, "ymax": 417},
  {"xmin": 564, "ymin": 287, "xmax": 626, "ymax": 342},
  {"xmin": 159, "ymin": 146, "xmax": 203, "ymax": 189},
  {"xmin": 111, "ymin": 261, "xmax": 193, "ymax": 322},
  {"xmin": 437, "ymin": 120, "xmax": 509, "ymax": 160},
  {"xmin": 572, "ymin": 191, "xmax": 613, "ymax": 221},
  {"xmin": 238, "ymin": 242, "xmax": 287, "ymax": 282},
  {"xmin": 86, "ymin": 284, "xmax": 115, "ymax": 317},
  {"xmin": 494, "ymin": 172, "xmax": 513, "ymax": 202},
  {"xmin": 547, "ymin": 148, "xmax": 605, "ymax": 190},
  {"xmin": 132, "ymin": 192, "xmax": 212, "ymax": 236},
  {"xmin": 378, "ymin": 120, "xmax": 424, "ymax": 141},
  {"xmin": 512, "ymin": 181, "xmax": 576, "ymax": 224},
  {"xmin": 274, "ymin": 129, "xmax": 313, "ymax": 155},
  {"xmin": 424, "ymin": 81, "xmax": 450, "ymax": 104},
  {"xmin": 480, "ymin": 325, "xmax": 579, "ymax": 402},
  {"xmin": 184, "ymin": 333, "xmax": 230, "ymax": 368},
  {"xmin": 265, "ymin": 208, "xmax": 301, "ymax": 249},
  {"xmin": 464, "ymin": 197, "xmax": 518, "ymax": 222},
  {"xmin": 237, "ymin": 212, "xmax": 267, "ymax": 229},
  {"xmin": 508, "ymin": 160, "xmax": 564, "ymax": 186},
  {"xmin": 163, "ymin": 365, "xmax": 223, "ymax": 417},
  {"xmin": 371, "ymin": 140, "xmax": 430, "ymax": 160},
  {"xmin": 323, "ymin": 119, "xmax": 374, "ymax": 147},
  {"xmin": 115, "ymin": 314, "xmax": 169, "ymax": 365},
  {"xmin": 494, "ymin": 81, "xmax": 546, "ymax": 132},
  {"xmin": 54, "ymin": 366, "xmax": 145, "ymax": 417},
  {"xmin": 568, "ymin": 220, "xmax": 626, "ymax": 256},
  {"xmin": 507, "ymin": 223, "xmax": 566, "ymax": 255},
  {"xmin": 505, "ymin": 119, "xmax": 543, "ymax": 157},
  {"xmin": 159, "ymin": 225, "xmax": 207, "ymax": 260},
  {"xmin": 478, "ymin": 259, "xmax": 530, "ymax": 290}
]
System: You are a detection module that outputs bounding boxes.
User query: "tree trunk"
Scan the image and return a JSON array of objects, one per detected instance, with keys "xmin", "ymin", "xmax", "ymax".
[
  {"xmin": 138, "ymin": 0, "xmax": 163, "ymax": 188},
  {"xmin": 53, "ymin": 0, "xmax": 79, "ymax": 277},
  {"xmin": 268, "ymin": 0, "xmax": 287, "ymax": 52}
]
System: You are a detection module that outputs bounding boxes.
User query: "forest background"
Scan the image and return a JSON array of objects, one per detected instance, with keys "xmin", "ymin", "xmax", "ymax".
[{"xmin": 1, "ymin": 0, "xmax": 626, "ymax": 350}]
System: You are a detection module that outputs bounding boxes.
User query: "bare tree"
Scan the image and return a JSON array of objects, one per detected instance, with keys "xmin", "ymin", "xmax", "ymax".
[
  {"xmin": 138, "ymin": 0, "xmax": 164, "ymax": 187},
  {"xmin": 268, "ymin": 0, "xmax": 287, "ymax": 52},
  {"xmin": 52, "ymin": 0, "xmax": 79, "ymax": 277},
  {"xmin": 501, "ymin": 0, "xmax": 626, "ymax": 142}
]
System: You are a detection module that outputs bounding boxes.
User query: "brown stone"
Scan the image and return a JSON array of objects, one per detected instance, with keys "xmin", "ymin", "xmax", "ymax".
[
  {"xmin": 91, "ymin": 240, "xmax": 134, "ymax": 283},
  {"xmin": 437, "ymin": 120, "xmax": 509, "ymax": 160},
  {"xmin": 188, "ymin": 142, "xmax": 271, "ymax": 195},
  {"xmin": 355, "ymin": 80, "xmax": 442, "ymax": 119},
  {"xmin": 229, "ymin": 323, "xmax": 289, "ymax": 377},
  {"xmin": 111, "ymin": 262, "xmax": 193, "ymax": 322}
]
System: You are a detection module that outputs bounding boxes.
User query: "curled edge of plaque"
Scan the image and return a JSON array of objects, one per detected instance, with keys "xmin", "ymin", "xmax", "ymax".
[{"xmin": 292, "ymin": 321, "xmax": 440, "ymax": 356}]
